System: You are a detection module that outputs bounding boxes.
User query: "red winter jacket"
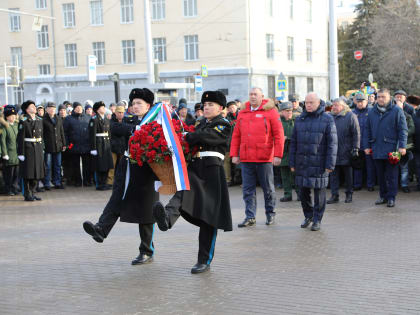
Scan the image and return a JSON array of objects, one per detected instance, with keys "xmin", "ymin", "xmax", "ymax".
[{"xmin": 230, "ymin": 99, "xmax": 284, "ymax": 163}]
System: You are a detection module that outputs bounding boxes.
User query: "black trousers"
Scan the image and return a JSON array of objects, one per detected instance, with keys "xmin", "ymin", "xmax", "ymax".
[
  {"xmin": 3, "ymin": 165, "xmax": 19, "ymax": 193},
  {"xmin": 299, "ymin": 187, "xmax": 327, "ymax": 223},
  {"xmin": 23, "ymin": 179, "xmax": 37, "ymax": 198},
  {"xmin": 166, "ymin": 191, "xmax": 218, "ymax": 265},
  {"xmin": 95, "ymin": 171, "xmax": 109, "ymax": 188},
  {"xmin": 330, "ymin": 165, "xmax": 353, "ymax": 196},
  {"xmin": 70, "ymin": 153, "xmax": 92, "ymax": 185}
]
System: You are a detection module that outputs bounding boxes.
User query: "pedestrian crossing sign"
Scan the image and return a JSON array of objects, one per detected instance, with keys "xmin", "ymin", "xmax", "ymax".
[{"xmin": 277, "ymin": 80, "xmax": 287, "ymax": 91}]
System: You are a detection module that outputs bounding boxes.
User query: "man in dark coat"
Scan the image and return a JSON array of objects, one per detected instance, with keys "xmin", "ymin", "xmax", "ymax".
[
  {"xmin": 353, "ymin": 93, "xmax": 376, "ymax": 191},
  {"xmin": 17, "ymin": 100, "xmax": 45, "ymax": 201},
  {"xmin": 153, "ymin": 90, "xmax": 232, "ymax": 274},
  {"xmin": 327, "ymin": 99, "xmax": 360, "ymax": 204},
  {"xmin": 42, "ymin": 102, "xmax": 66, "ymax": 189},
  {"xmin": 83, "ymin": 88, "xmax": 159, "ymax": 265},
  {"xmin": 394, "ymin": 90, "xmax": 415, "ymax": 119},
  {"xmin": 290, "ymin": 93, "xmax": 338, "ymax": 231},
  {"xmin": 410, "ymin": 96, "xmax": 420, "ymax": 191},
  {"xmin": 364, "ymin": 89, "xmax": 408, "ymax": 207},
  {"xmin": 89, "ymin": 101, "xmax": 113, "ymax": 191},
  {"xmin": 63, "ymin": 102, "xmax": 93, "ymax": 186}
]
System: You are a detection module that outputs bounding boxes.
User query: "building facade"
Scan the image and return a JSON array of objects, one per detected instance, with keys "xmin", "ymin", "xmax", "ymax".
[{"xmin": 1, "ymin": 0, "xmax": 330, "ymax": 106}]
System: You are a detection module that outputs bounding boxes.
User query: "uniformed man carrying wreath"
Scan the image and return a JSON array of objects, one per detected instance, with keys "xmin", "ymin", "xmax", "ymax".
[
  {"xmin": 153, "ymin": 91, "xmax": 233, "ymax": 274},
  {"xmin": 89, "ymin": 101, "xmax": 114, "ymax": 191},
  {"xmin": 83, "ymin": 88, "xmax": 159, "ymax": 265},
  {"xmin": 17, "ymin": 100, "xmax": 45, "ymax": 201}
]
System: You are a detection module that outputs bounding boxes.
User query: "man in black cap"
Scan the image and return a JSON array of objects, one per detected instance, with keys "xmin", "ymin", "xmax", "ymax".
[
  {"xmin": 42, "ymin": 102, "xmax": 66, "ymax": 190},
  {"xmin": 89, "ymin": 101, "xmax": 113, "ymax": 190},
  {"xmin": 394, "ymin": 90, "xmax": 415, "ymax": 119},
  {"xmin": 17, "ymin": 100, "xmax": 45, "ymax": 201},
  {"xmin": 83, "ymin": 88, "xmax": 159, "ymax": 265},
  {"xmin": 289, "ymin": 94, "xmax": 302, "ymax": 116},
  {"xmin": 153, "ymin": 90, "xmax": 232, "ymax": 274}
]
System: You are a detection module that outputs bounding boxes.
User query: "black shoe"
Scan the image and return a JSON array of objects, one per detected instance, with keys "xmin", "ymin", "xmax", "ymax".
[
  {"xmin": 24, "ymin": 196, "xmax": 34, "ymax": 202},
  {"xmin": 402, "ymin": 187, "xmax": 410, "ymax": 193},
  {"xmin": 153, "ymin": 201, "xmax": 169, "ymax": 231},
  {"xmin": 238, "ymin": 218, "xmax": 256, "ymax": 228},
  {"xmin": 345, "ymin": 194, "xmax": 352, "ymax": 203},
  {"xmin": 387, "ymin": 200, "xmax": 395, "ymax": 207},
  {"xmin": 131, "ymin": 253, "xmax": 153, "ymax": 265},
  {"xmin": 33, "ymin": 195, "xmax": 42, "ymax": 201},
  {"xmin": 300, "ymin": 217, "xmax": 312, "ymax": 228},
  {"xmin": 311, "ymin": 222, "xmax": 321, "ymax": 231},
  {"xmin": 44, "ymin": 186, "xmax": 51, "ymax": 191},
  {"xmin": 7, "ymin": 191, "xmax": 15, "ymax": 196},
  {"xmin": 353, "ymin": 187, "xmax": 362, "ymax": 191},
  {"xmin": 367, "ymin": 187, "xmax": 374, "ymax": 192},
  {"xmin": 280, "ymin": 196, "xmax": 292, "ymax": 202},
  {"xmin": 327, "ymin": 195, "xmax": 339, "ymax": 204},
  {"xmin": 266, "ymin": 215, "xmax": 275, "ymax": 225},
  {"xmin": 54, "ymin": 185, "xmax": 65, "ymax": 189},
  {"xmin": 83, "ymin": 221, "xmax": 105, "ymax": 243},
  {"xmin": 191, "ymin": 263, "xmax": 210, "ymax": 274},
  {"xmin": 36, "ymin": 187, "xmax": 45, "ymax": 192},
  {"xmin": 375, "ymin": 198, "xmax": 387, "ymax": 205}
]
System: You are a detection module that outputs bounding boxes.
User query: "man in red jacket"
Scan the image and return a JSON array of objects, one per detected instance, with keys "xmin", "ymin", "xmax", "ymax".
[{"xmin": 230, "ymin": 87, "xmax": 284, "ymax": 227}]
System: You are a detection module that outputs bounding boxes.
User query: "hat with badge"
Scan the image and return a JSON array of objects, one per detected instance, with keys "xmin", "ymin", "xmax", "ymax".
[
  {"xmin": 3, "ymin": 105, "xmax": 17, "ymax": 118},
  {"xmin": 115, "ymin": 105, "xmax": 125, "ymax": 113},
  {"xmin": 279, "ymin": 101, "xmax": 293, "ymax": 111},
  {"xmin": 93, "ymin": 101, "xmax": 105, "ymax": 113},
  {"xmin": 289, "ymin": 94, "xmax": 299, "ymax": 102},
  {"xmin": 129, "ymin": 88, "xmax": 154, "ymax": 105},
  {"xmin": 21, "ymin": 100, "xmax": 36, "ymax": 113},
  {"xmin": 355, "ymin": 93, "xmax": 367, "ymax": 101},
  {"xmin": 201, "ymin": 90, "xmax": 227, "ymax": 108}
]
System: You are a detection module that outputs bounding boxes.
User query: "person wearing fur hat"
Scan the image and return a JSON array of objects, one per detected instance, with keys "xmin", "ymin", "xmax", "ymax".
[
  {"xmin": 327, "ymin": 98, "xmax": 360, "ymax": 204},
  {"xmin": 230, "ymin": 87, "xmax": 285, "ymax": 228},
  {"xmin": 153, "ymin": 90, "xmax": 232, "ymax": 274},
  {"xmin": 17, "ymin": 100, "xmax": 45, "ymax": 201},
  {"xmin": 88, "ymin": 101, "xmax": 113, "ymax": 191},
  {"xmin": 1, "ymin": 106, "xmax": 20, "ymax": 195},
  {"xmin": 83, "ymin": 88, "xmax": 160, "ymax": 266}
]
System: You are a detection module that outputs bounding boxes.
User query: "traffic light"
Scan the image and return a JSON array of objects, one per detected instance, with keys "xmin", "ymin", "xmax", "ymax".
[
  {"xmin": 9, "ymin": 67, "xmax": 18, "ymax": 85},
  {"xmin": 19, "ymin": 68, "xmax": 25, "ymax": 82}
]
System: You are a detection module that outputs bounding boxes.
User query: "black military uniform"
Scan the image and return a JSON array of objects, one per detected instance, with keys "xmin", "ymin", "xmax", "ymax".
[
  {"xmin": 153, "ymin": 91, "xmax": 232, "ymax": 274},
  {"xmin": 89, "ymin": 102, "xmax": 114, "ymax": 190},
  {"xmin": 83, "ymin": 89, "xmax": 159, "ymax": 265},
  {"xmin": 17, "ymin": 100, "xmax": 45, "ymax": 201}
]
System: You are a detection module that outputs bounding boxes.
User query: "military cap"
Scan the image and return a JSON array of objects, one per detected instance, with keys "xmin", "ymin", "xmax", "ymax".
[
  {"xmin": 201, "ymin": 91, "xmax": 227, "ymax": 108},
  {"xmin": 129, "ymin": 88, "xmax": 154, "ymax": 105}
]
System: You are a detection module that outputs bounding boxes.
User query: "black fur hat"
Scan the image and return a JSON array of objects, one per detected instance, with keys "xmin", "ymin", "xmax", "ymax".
[
  {"xmin": 129, "ymin": 88, "xmax": 154, "ymax": 105},
  {"xmin": 3, "ymin": 105, "xmax": 17, "ymax": 118},
  {"xmin": 21, "ymin": 100, "xmax": 36, "ymax": 113},
  {"xmin": 201, "ymin": 91, "xmax": 227, "ymax": 108},
  {"xmin": 93, "ymin": 101, "xmax": 105, "ymax": 113}
]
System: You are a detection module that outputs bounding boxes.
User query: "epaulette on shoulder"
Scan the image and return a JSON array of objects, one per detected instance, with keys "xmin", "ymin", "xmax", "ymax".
[
  {"xmin": 222, "ymin": 118, "xmax": 229, "ymax": 123},
  {"xmin": 22, "ymin": 117, "xmax": 27, "ymax": 121}
]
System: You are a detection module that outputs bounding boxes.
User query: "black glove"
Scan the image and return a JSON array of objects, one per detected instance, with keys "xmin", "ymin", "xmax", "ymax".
[{"xmin": 351, "ymin": 148, "xmax": 359, "ymax": 158}]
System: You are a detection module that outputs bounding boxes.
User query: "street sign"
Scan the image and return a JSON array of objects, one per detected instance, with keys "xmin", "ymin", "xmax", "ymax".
[
  {"xmin": 32, "ymin": 17, "xmax": 43, "ymax": 31},
  {"xmin": 276, "ymin": 80, "xmax": 287, "ymax": 91},
  {"xmin": 87, "ymin": 55, "xmax": 97, "ymax": 82},
  {"xmin": 354, "ymin": 50, "xmax": 363, "ymax": 61},
  {"xmin": 194, "ymin": 75, "xmax": 203, "ymax": 92},
  {"xmin": 201, "ymin": 64, "xmax": 208, "ymax": 77}
]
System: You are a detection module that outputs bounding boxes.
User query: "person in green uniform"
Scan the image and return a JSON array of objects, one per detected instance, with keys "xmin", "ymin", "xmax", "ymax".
[{"xmin": 279, "ymin": 102, "xmax": 299, "ymax": 202}]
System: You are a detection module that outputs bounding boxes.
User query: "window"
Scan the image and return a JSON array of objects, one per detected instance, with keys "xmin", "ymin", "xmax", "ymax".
[
  {"xmin": 9, "ymin": 8, "xmax": 21, "ymax": 32},
  {"xmin": 153, "ymin": 38, "xmax": 167, "ymax": 63},
  {"xmin": 35, "ymin": 0, "xmax": 47, "ymax": 9},
  {"xmin": 94, "ymin": 81, "xmax": 108, "ymax": 87},
  {"xmin": 184, "ymin": 35, "xmax": 199, "ymax": 61},
  {"xmin": 305, "ymin": 0, "xmax": 312, "ymax": 23},
  {"xmin": 13, "ymin": 87, "xmax": 24, "ymax": 105},
  {"xmin": 65, "ymin": 82, "xmax": 78, "ymax": 87},
  {"xmin": 63, "ymin": 3, "xmax": 75, "ymax": 28},
  {"xmin": 64, "ymin": 43, "xmax": 77, "ymax": 67},
  {"xmin": 266, "ymin": 34, "xmax": 274, "ymax": 59},
  {"xmin": 93, "ymin": 42, "xmax": 105, "ymax": 65},
  {"xmin": 37, "ymin": 25, "xmax": 49, "ymax": 49},
  {"xmin": 306, "ymin": 39, "xmax": 312, "ymax": 62},
  {"xmin": 151, "ymin": 0, "xmax": 165, "ymax": 20},
  {"xmin": 122, "ymin": 79, "xmax": 136, "ymax": 85},
  {"xmin": 121, "ymin": 0, "xmax": 133, "ymax": 23},
  {"xmin": 307, "ymin": 77, "xmax": 314, "ymax": 93},
  {"xmin": 289, "ymin": 0, "xmax": 293, "ymax": 19},
  {"xmin": 10, "ymin": 47, "xmax": 22, "ymax": 67},
  {"xmin": 183, "ymin": 0, "xmax": 197, "ymax": 17},
  {"xmin": 267, "ymin": 76, "xmax": 275, "ymax": 98},
  {"xmin": 38, "ymin": 64, "xmax": 51, "ymax": 75},
  {"xmin": 90, "ymin": 0, "xmax": 103, "ymax": 25},
  {"xmin": 287, "ymin": 37, "xmax": 294, "ymax": 61},
  {"xmin": 122, "ymin": 40, "xmax": 136, "ymax": 64},
  {"xmin": 288, "ymin": 77, "xmax": 296, "ymax": 94}
]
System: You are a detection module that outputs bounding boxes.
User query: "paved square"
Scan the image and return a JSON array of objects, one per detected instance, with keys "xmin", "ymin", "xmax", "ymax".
[{"xmin": 1, "ymin": 186, "xmax": 420, "ymax": 314}]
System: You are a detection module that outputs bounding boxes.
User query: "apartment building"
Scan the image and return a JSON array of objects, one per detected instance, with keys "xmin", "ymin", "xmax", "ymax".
[{"xmin": 1, "ymin": 0, "xmax": 330, "ymax": 105}]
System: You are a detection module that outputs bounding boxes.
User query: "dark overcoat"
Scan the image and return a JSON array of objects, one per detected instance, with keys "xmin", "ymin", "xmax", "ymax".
[
  {"xmin": 43, "ymin": 114, "xmax": 66, "ymax": 153},
  {"xmin": 89, "ymin": 115, "xmax": 114, "ymax": 172},
  {"xmin": 17, "ymin": 115, "xmax": 45, "ymax": 179},
  {"xmin": 181, "ymin": 115, "xmax": 233, "ymax": 231}
]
